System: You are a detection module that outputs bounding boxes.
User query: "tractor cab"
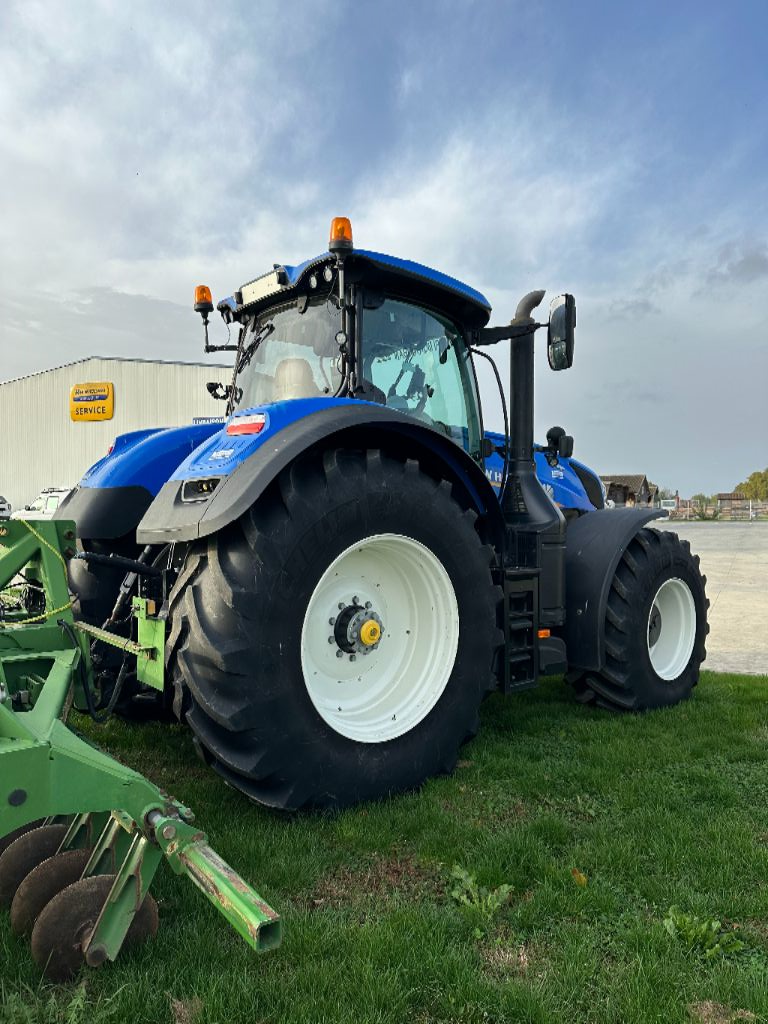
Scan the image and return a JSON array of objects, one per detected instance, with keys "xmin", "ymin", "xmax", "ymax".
[{"xmin": 198, "ymin": 218, "xmax": 492, "ymax": 459}]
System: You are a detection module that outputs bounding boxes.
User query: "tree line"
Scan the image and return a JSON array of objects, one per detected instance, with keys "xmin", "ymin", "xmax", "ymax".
[{"xmin": 735, "ymin": 468, "xmax": 768, "ymax": 501}]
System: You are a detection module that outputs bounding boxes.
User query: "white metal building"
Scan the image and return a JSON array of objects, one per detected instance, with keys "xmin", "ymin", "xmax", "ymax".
[{"xmin": 0, "ymin": 357, "xmax": 229, "ymax": 512}]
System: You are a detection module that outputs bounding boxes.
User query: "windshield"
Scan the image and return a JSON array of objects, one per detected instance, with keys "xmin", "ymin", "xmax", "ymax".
[{"xmin": 233, "ymin": 297, "xmax": 343, "ymax": 410}]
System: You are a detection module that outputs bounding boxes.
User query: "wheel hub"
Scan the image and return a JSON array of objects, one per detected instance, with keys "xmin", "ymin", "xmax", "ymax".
[
  {"xmin": 302, "ymin": 533, "xmax": 460, "ymax": 744},
  {"xmin": 332, "ymin": 600, "xmax": 384, "ymax": 656},
  {"xmin": 648, "ymin": 605, "xmax": 662, "ymax": 647},
  {"xmin": 646, "ymin": 576, "xmax": 697, "ymax": 681}
]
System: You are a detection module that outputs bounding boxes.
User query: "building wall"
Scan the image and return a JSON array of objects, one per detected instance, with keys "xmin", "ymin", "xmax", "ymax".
[{"xmin": 0, "ymin": 357, "xmax": 229, "ymax": 511}]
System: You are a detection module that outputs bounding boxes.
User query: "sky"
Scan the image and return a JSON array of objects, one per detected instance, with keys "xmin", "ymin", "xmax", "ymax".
[{"xmin": 1, "ymin": 0, "xmax": 766, "ymax": 495}]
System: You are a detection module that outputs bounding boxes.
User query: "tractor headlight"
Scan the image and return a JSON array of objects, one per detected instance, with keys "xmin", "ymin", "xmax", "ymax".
[{"xmin": 181, "ymin": 478, "xmax": 221, "ymax": 503}]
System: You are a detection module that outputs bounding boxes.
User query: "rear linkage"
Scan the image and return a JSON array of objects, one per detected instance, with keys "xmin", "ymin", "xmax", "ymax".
[{"xmin": 0, "ymin": 518, "xmax": 280, "ymax": 981}]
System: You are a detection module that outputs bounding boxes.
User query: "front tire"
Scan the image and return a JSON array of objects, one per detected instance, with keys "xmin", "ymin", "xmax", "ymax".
[
  {"xmin": 572, "ymin": 527, "xmax": 708, "ymax": 710},
  {"xmin": 166, "ymin": 449, "xmax": 503, "ymax": 810}
]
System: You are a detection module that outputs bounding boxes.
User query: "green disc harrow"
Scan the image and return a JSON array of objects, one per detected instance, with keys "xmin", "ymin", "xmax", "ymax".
[{"xmin": 0, "ymin": 519, "xmax": 280, "ymax": 981}]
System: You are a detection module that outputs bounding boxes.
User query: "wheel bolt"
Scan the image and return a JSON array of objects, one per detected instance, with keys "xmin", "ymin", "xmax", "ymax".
[
  {"xmin": 338, "ymin": 602, "xmax": 345, "ymax": 609},
  {"xmin": 329, "ymin": 617, "xmax": 336, "ymax": 625},
  {"xmin": 350, "ymin": 654, "xmax": 356, "ymax": 662},
  {"xmin": 336, "ymin": 650, "xmax": 344, "ymax": 658},
  {"xmin": 353, "ymin": 596, "xmax": 359, "ymax": 605},
  {"xmin": 365, "ymin": 601, "xmax": 372, "ymax": 609},
  {"xmin": 328, "ymin": 636, "xmax": 334, "ymax": 644}
]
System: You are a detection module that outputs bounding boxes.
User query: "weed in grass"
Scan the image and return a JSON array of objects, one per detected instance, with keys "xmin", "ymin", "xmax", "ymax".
[
  {"xmin": 570, "ymin": 867, "xmax": 588, "ymax": 887},
  {"xmin": 480, "ymin": 936, "xmax": 531, "ymax": 979},
  {"xmin": 449, "ymin": 865, "xmax": 513, "ymax": 939},
  {"xmin": 687, "ymin": 1001, "xmax": 756, "ymax": 1023},
  {"xmin": 167, "ymin": 995, "xmax": 202, "ymax": 1024},
  {"xmin": 303, "ymin": 852, "xmax": 444, "ymax": 911},
  {"xmin": 0, "ymin": 982, "xmax": 122, "ymax": 1024},
  {"xmin": 664, "ymin": 906, "xmax": 747, "ymax": 959},
  {"xmin": 538, "ymin": 792, "xmax": 602, "ymax": 821}
]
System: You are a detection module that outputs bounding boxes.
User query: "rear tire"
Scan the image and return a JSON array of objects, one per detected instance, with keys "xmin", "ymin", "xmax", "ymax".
[
  {"xmin": 167, "ymin": 449, "xmax": 503, "ymax": 810},
  {"xmin": 571, "ymin": 527, "xmax": 708, "ymax": 710}
]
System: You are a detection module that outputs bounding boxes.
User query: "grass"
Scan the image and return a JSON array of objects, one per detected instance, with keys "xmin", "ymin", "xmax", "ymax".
[{"xmin": 2, "ymin": 671, "xmax": 768, "ymax": 1024}]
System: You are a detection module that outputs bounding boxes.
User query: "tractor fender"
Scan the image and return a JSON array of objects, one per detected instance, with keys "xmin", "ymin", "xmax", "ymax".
[
  {"xmin": 137, "ymin": 401, "xmax": 506, "ymax": 547},
  {"xmin": 564, "ymin": 507, "xmax": 666, "ymax": 673}
]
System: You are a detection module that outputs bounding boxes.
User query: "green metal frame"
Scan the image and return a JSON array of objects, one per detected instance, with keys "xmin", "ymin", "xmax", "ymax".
[{"xmin": 0, "ymin": 519, "xmax": 280, "ymax": 970}]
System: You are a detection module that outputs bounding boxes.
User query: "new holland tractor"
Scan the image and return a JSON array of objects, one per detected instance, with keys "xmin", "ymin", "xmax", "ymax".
[
  {"xmin": 57, "ymin": 217, "xmax": 707, "ymax": 814},
  {"xmin": 1, "ymin": 217, "xmax": 709, "ymax": 976}
]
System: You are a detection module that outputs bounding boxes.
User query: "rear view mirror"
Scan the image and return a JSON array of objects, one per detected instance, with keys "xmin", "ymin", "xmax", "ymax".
[{"xmin": 547, "ymin": 294, "xmax": 576, "ymax": 370}]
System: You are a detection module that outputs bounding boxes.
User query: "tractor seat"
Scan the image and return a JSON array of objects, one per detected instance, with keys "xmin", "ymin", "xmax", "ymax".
[{"xmin": 272, "ymin": 358, "xmax": 321, "ymax": 401}]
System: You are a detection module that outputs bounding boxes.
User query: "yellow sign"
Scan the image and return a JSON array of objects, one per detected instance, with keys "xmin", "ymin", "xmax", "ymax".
[{"xmin": 70, "ymin": 382, "xmax": 114, "ymax": 422}]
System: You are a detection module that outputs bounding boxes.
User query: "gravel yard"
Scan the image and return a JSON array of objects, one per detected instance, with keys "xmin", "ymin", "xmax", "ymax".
[{"xmin": 653, "ymin": 520, "xmax": 768, "ymax": 676}]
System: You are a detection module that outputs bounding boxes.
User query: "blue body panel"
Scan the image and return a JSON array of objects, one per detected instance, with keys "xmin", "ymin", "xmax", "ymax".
[
  {"xmin": 76, "ymin": 402, "xmax": 599, "ymax": 515},
  {"xmin": 484, "ymin": 430, "xmax": 598, "ymax": 512},
  {"xmin": 169, "ymin": 398, "xmax": 360, "ymax": 482},
  {"xmin": 80, "ymin": 423, "xmax": 224, "ymax": 497}
]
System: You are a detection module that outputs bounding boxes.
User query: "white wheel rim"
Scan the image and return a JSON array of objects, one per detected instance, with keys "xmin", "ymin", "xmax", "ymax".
[
  {"xmin": 300, "ymin": 533, "xmax": 459, "ymax": 743},
  {"xmin": 646, "ymin": 577, "xmax": 696, "ymax": 681}
]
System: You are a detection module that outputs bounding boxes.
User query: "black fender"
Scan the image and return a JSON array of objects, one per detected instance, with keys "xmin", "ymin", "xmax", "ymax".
[
  {"xmin": 564, "ymin": 507, "xmax": 666, "ymax": 673},
  {"xmin": 55, "ymin": 485, "xmax": 154, "ymax": 540},
  {"xmin": 137, "ymin": 404, "xmax": 507, "ymax": 548}
]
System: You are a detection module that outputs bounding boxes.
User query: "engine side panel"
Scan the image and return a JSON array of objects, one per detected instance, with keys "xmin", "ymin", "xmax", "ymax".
[{"xmin": 484, "ymin": 430, "xmax": 601, "ymax": 512}]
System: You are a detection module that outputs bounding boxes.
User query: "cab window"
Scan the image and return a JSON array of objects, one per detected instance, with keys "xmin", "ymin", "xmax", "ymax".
[
  {"xmin": 361, "ymin": 298, "xmax": 482, "ymax": 457},
  {"xmin": 235, "ymin": 297, "xmax": 343, "ymax": 409}
]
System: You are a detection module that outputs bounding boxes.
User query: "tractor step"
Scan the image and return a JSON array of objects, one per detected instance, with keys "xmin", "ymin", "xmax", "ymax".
[{"xmin": 503, "ymin": 573, "xmax": 539, "ymax": 693}]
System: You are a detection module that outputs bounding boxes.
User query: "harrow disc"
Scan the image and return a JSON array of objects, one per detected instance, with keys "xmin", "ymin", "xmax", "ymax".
[
  {"xmin": 0, "ymin": 824, "xmax": 69, "ymax": 908},
  {"xmin": 31, "ymin": 874, "xmax": 159, "ymax": 982},
  {"xmin": 0, "ymin": 820, "xmax": 45, "ymax": 859},
  {"xmin": 10, "ymin": 848, "xmax": 94, "ymax": 937}
]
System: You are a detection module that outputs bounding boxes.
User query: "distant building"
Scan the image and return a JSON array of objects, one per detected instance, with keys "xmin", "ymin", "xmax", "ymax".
[
  {"xmin": 599, "ymin": 474, "xmax": 653, "ymax": 507},
  {"xmin": 716, "ymin": 492, "xmax": 747, "ymax": 511},
  {"xmin": 0, "ymin": 356, "xmax": 228, "ymax": 511}
]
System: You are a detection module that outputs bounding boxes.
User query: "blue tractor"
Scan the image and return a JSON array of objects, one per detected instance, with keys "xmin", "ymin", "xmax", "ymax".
[{"xmin": 57, "ymin": 218, "xmax": 708, "ymax": 810}]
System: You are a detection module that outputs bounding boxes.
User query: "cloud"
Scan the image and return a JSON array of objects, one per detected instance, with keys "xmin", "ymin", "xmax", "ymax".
[
  {"xmin": 604, "ymin": 298, "xmax": 661, "ymax": 320},
  {"xmin": 706, "ymin": 241, "xmax": 768, "ymax": 286}
]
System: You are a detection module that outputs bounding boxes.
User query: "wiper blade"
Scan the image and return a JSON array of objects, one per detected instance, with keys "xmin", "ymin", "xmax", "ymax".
[{"xmin": 237, "ymin": 320, "xmax": 275, "ymax": 374}]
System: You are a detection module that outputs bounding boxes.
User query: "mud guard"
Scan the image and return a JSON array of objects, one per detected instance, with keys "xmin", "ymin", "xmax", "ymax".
[
  {"xmin": 564, "ymin": 508, "xmax": 666, "ymax": 673},
  {"xmin": 137, "ymin": 404, "xmax": 507, "ymax": 548}
]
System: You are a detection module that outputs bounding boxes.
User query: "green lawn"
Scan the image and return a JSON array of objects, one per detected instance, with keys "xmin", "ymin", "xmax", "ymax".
[{"xmin": 2, "ymin": 672, "xmax": 768, "ymax": 1024}]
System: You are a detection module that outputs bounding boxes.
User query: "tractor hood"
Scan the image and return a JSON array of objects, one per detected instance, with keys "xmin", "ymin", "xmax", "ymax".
[{"xmin": 55, "ymin": 421, "xmax": 224, "ymax": 539}]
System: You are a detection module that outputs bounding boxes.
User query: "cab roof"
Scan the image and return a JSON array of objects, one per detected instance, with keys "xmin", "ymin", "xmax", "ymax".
[{"xmin": 219, "ymin": 249, "xmax": 493, "ymax": 329}]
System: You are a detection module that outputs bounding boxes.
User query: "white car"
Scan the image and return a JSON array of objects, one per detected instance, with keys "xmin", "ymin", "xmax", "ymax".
[
  {"xmin": 11, "ymin": 487, "xmax": 72, "ymax": 521},
  {"xmin": 0, "ymin": 495, "xmax": 11, "ymax": 519}
]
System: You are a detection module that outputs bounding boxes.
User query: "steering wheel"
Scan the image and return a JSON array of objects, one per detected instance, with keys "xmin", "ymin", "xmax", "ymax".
[{"xmin": 387, "ymin": 364, "xmax": 431, "ymax": 415}]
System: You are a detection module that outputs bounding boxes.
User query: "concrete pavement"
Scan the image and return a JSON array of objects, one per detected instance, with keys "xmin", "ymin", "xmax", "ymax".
[{"xmin": 653, "ymin": 521, "xmax": 768, "ymax": 676}]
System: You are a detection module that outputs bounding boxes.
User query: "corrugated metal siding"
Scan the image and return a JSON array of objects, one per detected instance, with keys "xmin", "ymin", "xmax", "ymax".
[{"xmin": 0, "ymin": 358, "xmax": 230, "ymax": 511}]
